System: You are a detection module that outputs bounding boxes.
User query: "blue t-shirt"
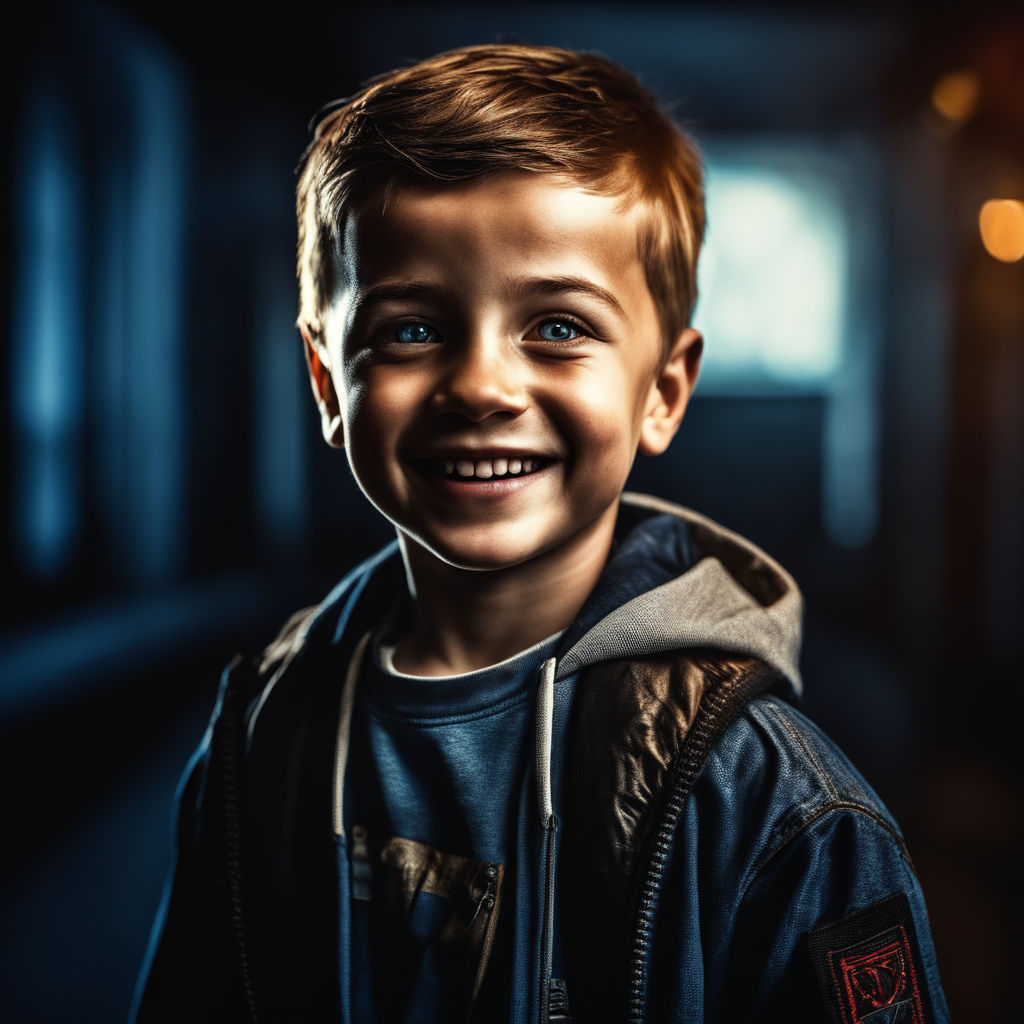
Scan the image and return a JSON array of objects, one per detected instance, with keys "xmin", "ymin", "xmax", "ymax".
[
  {"xmin": 343, "ymin": 512, "xmax": 697, "ymax": 1021},
  {"xmin": 345, "ymin": 628, "xmax": 563, "ymax": 1023}
]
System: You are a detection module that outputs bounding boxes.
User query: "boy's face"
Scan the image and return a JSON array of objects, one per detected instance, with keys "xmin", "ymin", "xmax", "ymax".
[{"xmin": 308, "ymin": 172, "xmax": 701, "ymax": 573}]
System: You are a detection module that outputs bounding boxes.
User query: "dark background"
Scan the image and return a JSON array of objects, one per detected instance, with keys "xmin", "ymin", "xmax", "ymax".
[{"xmin": 3, "ymin": 3, "xmax": 1023, "ymax": 1021}]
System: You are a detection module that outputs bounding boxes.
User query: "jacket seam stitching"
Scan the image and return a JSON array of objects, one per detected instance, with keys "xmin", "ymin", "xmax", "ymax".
[
  {"xmin": 762, "ymin": 699, "xmax": 838, "ymax": 801},
  {"xmin": 746, "ymin": 799, "xmax": 910, "ymax": 886}
]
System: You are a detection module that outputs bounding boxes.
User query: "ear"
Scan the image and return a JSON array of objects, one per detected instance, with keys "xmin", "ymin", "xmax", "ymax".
[
  {"xmin": 300, "ymin": 321, "xmax": 345, "ymax": 448},
  {"xmin": 638, "ymin": 328, "xmax": 703, "ymax": 456}
]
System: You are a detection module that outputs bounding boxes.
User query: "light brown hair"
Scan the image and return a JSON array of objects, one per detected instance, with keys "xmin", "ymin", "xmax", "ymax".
[{"xmin": 296, "ymin": 44, "xmax": 705, "ymax": 351}]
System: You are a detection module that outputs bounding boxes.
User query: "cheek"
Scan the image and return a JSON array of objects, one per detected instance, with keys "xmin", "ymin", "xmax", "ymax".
[
  {"xmin": 339, "ymin": 378, "xmax": 402, "ymax": 501},
  {"xmin": 550, "ymin": 365, "xmax": 652, "ymax": 468},
  {"xmin": 343, "ymin": 370, "xmax": 420, "ymax": 445}
]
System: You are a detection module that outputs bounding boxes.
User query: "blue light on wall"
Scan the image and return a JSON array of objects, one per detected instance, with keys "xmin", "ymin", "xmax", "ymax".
[
  {"xmin": 10, "ymin": 10, "xmax": 189, "ymax": 589},
  {"xmin": 105, "ymin": 40, "xmax": 188, "ymax": 583},
  {"xmin": 11, "ymin": 87, "xmax": 85, "ymax": 579}
]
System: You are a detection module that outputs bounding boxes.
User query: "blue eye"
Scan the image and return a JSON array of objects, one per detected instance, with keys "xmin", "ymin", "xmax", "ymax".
[
  {"xmin": 536, "ymin": 320, "xmax": 583, "ymax": 342},
  {"xmin": 394, "ymin": 322, "xmax": 438, "ymax": 344}
]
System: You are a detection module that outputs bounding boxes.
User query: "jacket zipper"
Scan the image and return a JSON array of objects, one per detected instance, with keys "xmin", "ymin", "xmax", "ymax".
[
  {"xmin": 626, "ymin": 774, "xmax": 690, "ymax": 1024},
  {"xmin": 539, "ymin": 815, "xmax": 557, "ymax": 1021},
  {"xmin": 625, "ymin": 661, "xmax": 779, "ymax": 1023}
]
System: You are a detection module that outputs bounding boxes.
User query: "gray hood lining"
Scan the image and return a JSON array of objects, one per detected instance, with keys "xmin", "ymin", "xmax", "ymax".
[{"xmin": 557, "ymin": 493, "xmax": 804, "ymax": 694}]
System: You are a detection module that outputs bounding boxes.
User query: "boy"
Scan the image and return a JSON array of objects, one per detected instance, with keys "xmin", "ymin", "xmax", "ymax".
[{"xmin": 133, "ymin": 44, "xmax": 949, "ymax": 1023}]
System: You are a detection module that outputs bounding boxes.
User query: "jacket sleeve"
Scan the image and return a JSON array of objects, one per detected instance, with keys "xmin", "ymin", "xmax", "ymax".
[
  {"xmin": 719, "ymin": 804, "xmax": 949, "ymax": 1022},
  {"xmin": 645, "ymin": 698, "xmax": 950, "ymax": 1023},
  {"xmin": 128, "ymin": 685, "xmax": 247, "ymax": 1023}
]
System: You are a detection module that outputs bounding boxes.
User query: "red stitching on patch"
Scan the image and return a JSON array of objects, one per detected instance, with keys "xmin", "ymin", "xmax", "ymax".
[
  {"xmin": 827, "ymin": 946, "xmax": 855, "ymax": 1024},
  {"xmin": 830, "ymin": 925, "xmax": 925, "ymax": 1023},
  {"xmin": 897, "ymin": 924, "xmax": 926, "ymax": 1023},
  {"xmin": 841, "ymin": 939, "xmax": 905, "ymax": 1015}
]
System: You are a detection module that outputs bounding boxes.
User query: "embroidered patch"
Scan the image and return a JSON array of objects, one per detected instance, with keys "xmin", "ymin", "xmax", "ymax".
[{"xmin": 809, "ymin": 894, "xmax": 932, "ymax": 1024}]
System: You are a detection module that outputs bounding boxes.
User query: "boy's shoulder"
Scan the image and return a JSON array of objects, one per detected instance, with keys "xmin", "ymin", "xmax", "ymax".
[
  {"xmin": 180, "ymin": 544, "xmax": 407, "ymax": 825},
  {"xmin": 237, "ymin": 541, "xmax": 407, "ymax": 708},
  {"xmin": 698, "ymin": 694, "xmax": 909, "ymax": 875}
]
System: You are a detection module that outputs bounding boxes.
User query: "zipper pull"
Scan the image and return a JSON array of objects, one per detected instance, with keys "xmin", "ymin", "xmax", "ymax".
[
  {"xmin": 469, "ymin": 863, "xmax": 498, "ymax": 928},
  {"xmin": 351, "ymin": 824, "xmax": 372, "ymax": 902},
  {"xmin": 548, "ymin": 977, "xmax": 573, "ymax": 1022}
]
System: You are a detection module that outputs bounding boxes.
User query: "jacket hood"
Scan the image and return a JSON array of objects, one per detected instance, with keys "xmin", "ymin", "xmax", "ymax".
[
  {"xmin": 297, "ymin": 491, "xmax": 803, "ymax": 702},
  {"xmin": 556, "ymin": 493, "xmax": 804, "ymax": 697}
]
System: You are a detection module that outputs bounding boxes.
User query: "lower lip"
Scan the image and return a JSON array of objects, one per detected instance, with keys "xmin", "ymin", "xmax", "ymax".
[{"xmin": 410, "ymin": 462, "xmax": 556, "ymax": 501}]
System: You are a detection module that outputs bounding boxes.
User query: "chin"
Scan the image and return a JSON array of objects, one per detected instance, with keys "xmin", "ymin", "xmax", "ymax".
[
  {"xmin": 431, "ymin": 543, "xmax": 537, "ymax": 574},
  {"xmin": 406, "ymin": 528, "xmax": 549, "ymax": 574}
]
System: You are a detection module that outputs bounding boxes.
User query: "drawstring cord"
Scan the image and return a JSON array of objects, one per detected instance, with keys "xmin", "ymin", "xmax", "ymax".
[
  {"xmin": 535, "ymin": 655, "xmax": 561, "ymax": 1023},
  {"xmin": 535, "ymin": 656, "xmax": 557, "ymax": 825},
  {"xmin": 333, "ymin": 631, "xmax": 372, "ymax": 837}
]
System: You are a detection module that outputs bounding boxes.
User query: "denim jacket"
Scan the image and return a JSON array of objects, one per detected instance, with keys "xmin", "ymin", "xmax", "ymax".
[
  {"xmin": 131, "ymin": 495, "xmax": 949, "ymax": 1023},
  {"xmin": 623, "ymin": 692, "xmax": 948, "ymax": 1022}
]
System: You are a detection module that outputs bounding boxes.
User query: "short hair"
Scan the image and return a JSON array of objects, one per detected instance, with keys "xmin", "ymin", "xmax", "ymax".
[{"xmin": 296, "ymin": 43, "xmax": 705, "ymax": 351}]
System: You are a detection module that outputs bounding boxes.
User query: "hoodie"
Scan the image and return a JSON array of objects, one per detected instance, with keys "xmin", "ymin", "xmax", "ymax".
[{"xmin": 131, "ymin": 493, "xmax": 948, "ymax": 1023}]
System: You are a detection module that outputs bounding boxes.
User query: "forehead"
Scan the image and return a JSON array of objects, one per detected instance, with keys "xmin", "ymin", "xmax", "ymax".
[{"xmin": 338, "ymin": 172, "xmax": 653, "ymax": 312}]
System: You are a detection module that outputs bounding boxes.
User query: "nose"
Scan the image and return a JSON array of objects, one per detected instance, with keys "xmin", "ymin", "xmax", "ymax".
[{"xmin": 430, "ymin": 333, "xmax": 529, "ymax": 422}]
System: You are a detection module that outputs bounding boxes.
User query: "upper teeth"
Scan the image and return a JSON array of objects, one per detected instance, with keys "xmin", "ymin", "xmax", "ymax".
[{"xmin": 443, "ymin": 458, "xmax": 537, "ymax": 478}]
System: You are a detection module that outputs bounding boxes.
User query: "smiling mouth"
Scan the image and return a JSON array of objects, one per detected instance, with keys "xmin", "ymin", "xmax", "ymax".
[{"xmin": 414, "ymin": 456, "xmax": 554, "ymax": 481}]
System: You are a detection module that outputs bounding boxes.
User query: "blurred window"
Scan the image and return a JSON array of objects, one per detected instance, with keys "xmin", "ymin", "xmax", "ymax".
[
  {"xmin": 696, "ymin": 145, "xmax": 848, "ymax": 391},
  {"xmin": 694, "ymin": 140, "xmax": 882, "ymax": 548}
]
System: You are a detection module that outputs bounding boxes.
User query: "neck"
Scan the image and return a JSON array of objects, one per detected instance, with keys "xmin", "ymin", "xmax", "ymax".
[{"xmin": 392, "ymin": 515, "xmax": 617, "ymax": 676}]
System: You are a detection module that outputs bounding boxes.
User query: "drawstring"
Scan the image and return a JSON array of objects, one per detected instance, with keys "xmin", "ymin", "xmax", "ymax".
[
  {"xmin": 535, "ymin": 656, "xmax": 557, "ymax": 825},
  {"xmin": 333, "ymin": 631, "xmax": 372, "ymax": 837},
  {"xmin": 535, "ymin": 655, "xmax": 562, "ymax": 1023}
]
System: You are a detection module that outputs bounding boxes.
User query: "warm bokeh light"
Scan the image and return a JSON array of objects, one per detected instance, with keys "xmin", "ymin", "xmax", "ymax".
[
  {"xmin": 979, "ymin": 199, "xmax": 1024, "ymax": 262},
  {"xmin": 931, "ymin": 71, "xmax": 981, "ymax": 123}
]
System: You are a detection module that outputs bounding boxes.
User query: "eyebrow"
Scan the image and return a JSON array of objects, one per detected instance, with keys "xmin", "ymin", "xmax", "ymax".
[
  {"xmin": 505, "ymin": 276, "xmax": 626, "ymax": 319},
  {"xmin": 357, "ymin": 281, "xmax": 444, "ymax": 310},
  {"xmin": 356, "ymin": 275, "xmax": 626, "ymax": 319}
]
